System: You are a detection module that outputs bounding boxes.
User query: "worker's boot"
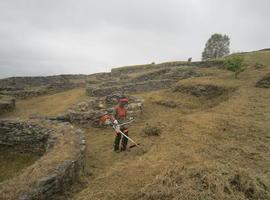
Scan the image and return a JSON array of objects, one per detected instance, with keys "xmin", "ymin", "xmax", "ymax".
[{"xmin": 114, "ymin": 133, "xmax": 121, "ymax": 152}]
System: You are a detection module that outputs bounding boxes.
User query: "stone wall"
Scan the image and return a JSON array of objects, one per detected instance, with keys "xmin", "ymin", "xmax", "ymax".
[
  {"xmin": 111, "ymin": 60, "xmax": 224, "ymax": 76},
  {"xmin": 0, "ymin": 88, "xmax": 48, "ymax": 99},
  {"xmin": 131, "ymin": 67, "xmax": 200, "ymax": 82},
  {"xmin": 173, "ymin": 84, "xmax": 228, "ymax": 98},
  {"xmin": 0, "ymin": 74, "xmax": 87, "ymax": 99},
  {"xmin": 0, "ymin": 120, "xmax": 86, "ymax": 200},
  {"xmin": 0, "ymin": 120, "xmax": 51, "ymax": 154},
  {"xmin": 87, "ymin": 79, "xmax": 176, "ymax": 97},
  {"xmin": 55, "ymin": 94, "xmax": 144, "ymax": 127},
  {"xmin": 0, "ymin": 74, "xmax": 87, "ymax": 89},
  {"xmin": 20, "ymin": 125, "xmax": 86, "ymax": 200},
  {"xmin": 87, "ymin": 64, "xmax": 207, "ymax": 98},
  {"xmin": 0, "ymin": 95, "xmax": 15, "ymax": 115}
]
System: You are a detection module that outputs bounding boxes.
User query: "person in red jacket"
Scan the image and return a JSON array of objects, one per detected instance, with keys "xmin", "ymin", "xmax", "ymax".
[{"xmin": 112, "ymin": 98, "xmax": 129, "ymax": 152}]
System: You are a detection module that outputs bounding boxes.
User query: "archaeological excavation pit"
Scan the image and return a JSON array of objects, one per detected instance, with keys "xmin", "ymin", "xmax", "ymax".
[
  {"xmin": 0, "ymin": 119, "xmax": 86, "ymax": 200},
  {"xmin": 0, "ymin": 120, "xmax": 49, "ymax": 183}
]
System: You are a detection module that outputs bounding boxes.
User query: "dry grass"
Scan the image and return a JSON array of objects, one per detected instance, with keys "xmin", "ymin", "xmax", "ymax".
[
  {"xmin": 244, "ymin": 50, "xmax": 270, "ymax": 66},
  {"xmin": 67, "ymin": 52, "xmax": 270, "ymax": 200},
  {"xmin": 1, "ymin": 51, "xmax": 270, "ymax": 200},
  {"xmin": 142, "ymin": 123, "xmax": 162, "ymax": 136},
  {"xmin": 0, "ymin": 148, "xmax": 39, "ymax": 182},
  {"xmin": 1, "ymin": 88, "xmax": 87, "ymax": 119}
]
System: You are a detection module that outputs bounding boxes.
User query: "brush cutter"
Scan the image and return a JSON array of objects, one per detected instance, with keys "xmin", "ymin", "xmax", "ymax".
[
  {"xmin": 100, "ymin": 114, "xmax": 143, "ymax": 151},
  {"xmin": 116, "ymin": 119, "xmax": 141, "ymax": 149},
  {"xmin": 112, "ymin": 123, "xmax": 141, "ymax": 150},
  {"xmin": 118, "ymin": 119, "xmax": 135, "ymax": 127}
]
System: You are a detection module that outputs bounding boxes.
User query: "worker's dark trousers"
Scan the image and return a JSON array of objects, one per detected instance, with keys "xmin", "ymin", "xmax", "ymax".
[{"xmin": 114, "ymin": 128, "xmax": 128, "ymax": 151}]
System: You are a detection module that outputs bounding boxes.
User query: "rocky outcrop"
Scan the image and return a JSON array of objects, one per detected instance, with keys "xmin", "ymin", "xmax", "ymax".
[
  {"xmin": 0, "ymin": 95, "xmax": 15, "ymax": 115},
  {"xmin": 0, "ymin": 120, "xmax": 86, "ymax": 200}
]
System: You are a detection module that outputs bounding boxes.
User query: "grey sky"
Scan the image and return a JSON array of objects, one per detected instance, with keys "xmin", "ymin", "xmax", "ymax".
[{"xmin": 0, "ymin": 0, "xmax": 269, "ymax": 78}]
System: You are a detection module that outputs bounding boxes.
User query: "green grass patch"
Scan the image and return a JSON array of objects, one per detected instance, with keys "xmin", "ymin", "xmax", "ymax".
[{"xmin": 0, "ymin": 148, "xmax": 39, "ymax": 182}]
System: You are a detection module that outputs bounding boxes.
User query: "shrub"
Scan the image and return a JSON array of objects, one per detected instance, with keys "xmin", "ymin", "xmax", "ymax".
[
  {"xmin": 143, "ymin": 123, "xmax": 161, "ymax": 136},
  {"xmin": 155, "ymin": 100, "xmax": 177, "ymax": 108},
  {"xmin": 224, "ymin": 56, "xmax": 246, "ymax": 79}
]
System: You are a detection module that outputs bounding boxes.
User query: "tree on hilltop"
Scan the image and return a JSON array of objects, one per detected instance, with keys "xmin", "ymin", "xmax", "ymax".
[{"xmin": 202, "ymin": 33, "xmax": 230, "ymax": 60}]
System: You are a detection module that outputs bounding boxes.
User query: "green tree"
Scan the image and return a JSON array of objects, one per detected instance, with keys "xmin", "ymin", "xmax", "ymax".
[
  {"xmin": 202, "ymin": 33, "xmax": 230, "ymax": 60},
  {"xmin": 225, "ymin": 56, "xmax": 246, "ymax": 79}
]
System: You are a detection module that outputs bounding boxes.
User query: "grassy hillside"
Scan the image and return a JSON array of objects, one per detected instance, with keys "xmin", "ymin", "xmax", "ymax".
[
  {"xmin": 1, "ymin": 50, "xmax": 270, "ymax": 200},
  {"xmin": 68, "ymin": 50, "xmax": 270, "ymax": 200}
]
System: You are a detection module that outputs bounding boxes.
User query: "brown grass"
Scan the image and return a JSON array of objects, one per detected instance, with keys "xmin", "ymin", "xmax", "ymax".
[
  {"xmin": 67, "ymin": 52, "xmax": 270, "ymax": 200},
  {"xmin": 0, "ymin": 148, "xmax": 39, "ymax": 182},
  {"xmin": 2, "ymin": 51, "xmax": 270, "ymax": 200},
  {"xmin": 1, "ymin": 88, "xmax": 87, "ymax": 119},
  {"xmin": 142, "ymin": 123, "xmax": 162, "ymax": 136}
]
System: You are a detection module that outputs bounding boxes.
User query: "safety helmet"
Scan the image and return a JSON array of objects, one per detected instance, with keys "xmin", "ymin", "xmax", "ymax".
[{"xmin": 119, "ymin": 98, "xmax": 129, "ymax": 103}]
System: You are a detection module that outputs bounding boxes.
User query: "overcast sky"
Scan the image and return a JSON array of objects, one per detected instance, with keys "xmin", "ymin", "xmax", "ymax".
[{"xmin": 0, "ymin": 0, "xmax": 269, "ymax": 78}]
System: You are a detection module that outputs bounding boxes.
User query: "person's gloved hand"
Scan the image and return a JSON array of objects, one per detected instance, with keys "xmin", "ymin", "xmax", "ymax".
[{"xmin": 115, "ymin": 125, "xmax": 120, "ymax": 133}]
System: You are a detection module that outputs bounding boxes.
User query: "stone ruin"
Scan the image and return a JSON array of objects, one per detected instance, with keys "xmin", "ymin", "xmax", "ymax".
[
  {"xmin": 110, "ymin": 60, "xmax": 224, "ymax": 76},
  {"xmin": 0, "ymin": 120, "xmax": 52, "ymax": 154},
  {"xmin": 85, "ymin": 59, "xmax": 226, "ymax": 98},
  {"xmin": 87, "ymin": 68, "xmax": 202, "ymax": 97},
  {"xmin": 173, "ymin": 84, "xmax": 229, "ymax": 98},
  {"xmin": 87, "ymin": 79, "xmax": 176, "ymax": 97},
  {"xmin": 0, "ymin": 119, "xmax": 85, "ymax": 200},
  {"xmin": 0, "ymin": 95, "xmax": 15, "ymax": 115},
  {"xmin": 0, "ymin": 74, "xmax": 88, "ymax": 99},
  {"xmin": 80, "ymin": 60, "xmax": 228, "ymax": 126},
  {"xmin": 54, "ymin": 93, "xmax": 144, "ymax": 127},
  {"xmin": 0, "ymin": 59, "xmax": 227, "ymax": 199}
]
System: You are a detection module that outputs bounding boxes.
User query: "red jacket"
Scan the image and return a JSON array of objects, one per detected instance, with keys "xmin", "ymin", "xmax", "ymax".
[{"xmin": 113, "ymin": 105, "xmax": 127, "ymax": 121}]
